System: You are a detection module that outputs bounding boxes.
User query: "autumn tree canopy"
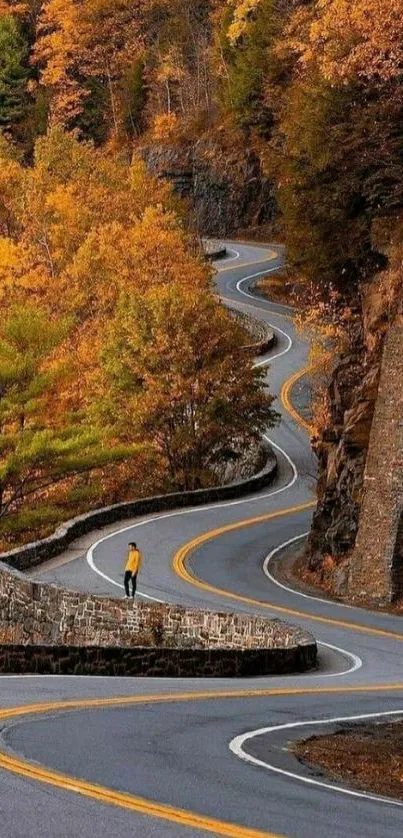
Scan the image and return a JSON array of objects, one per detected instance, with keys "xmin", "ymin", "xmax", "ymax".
[
  {"xmin": 0, "ymin": 127, "xmax": 276, "ymax": 539},
  {"xmin": 288, "ymin": 0, "xmax": 403, "ymax": 84}
]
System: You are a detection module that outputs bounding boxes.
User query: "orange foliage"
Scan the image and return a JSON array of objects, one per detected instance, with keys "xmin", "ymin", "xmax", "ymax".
[
  {"xmin": 286, "ymin": 0, "xmax": 403, "ymax": 84},
  {"xmin": 34, "ymin": 0, "xmax": 168, "ymax": 131}
]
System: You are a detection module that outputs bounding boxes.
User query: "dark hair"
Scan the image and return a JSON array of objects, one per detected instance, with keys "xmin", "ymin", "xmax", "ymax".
[{"xmin": 129, "ymin": 542, "xmax": 137, "ymax": 548}]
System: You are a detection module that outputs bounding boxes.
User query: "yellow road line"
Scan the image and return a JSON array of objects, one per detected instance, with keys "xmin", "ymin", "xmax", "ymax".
[
  {"xmin": 173, "ymin": 513, "xmax": 403, "ymax": 642},
  {"xmin": 0, "ymin": 750, "xmax": 279, "ymax": 838},
  {"xmin": 0, "ymin": 252, "xmax": 389, "ymax": 838},
  {"xmin": 216, "ymin": 251, "xmax": 278, "ymax": 273},
  {"xmin": 2, "ymin": 685, "xmax": 403, "ymax": 836},
  {"xmin": 281, "ymin": 366, "xmax": 313, "ymax": 432}
]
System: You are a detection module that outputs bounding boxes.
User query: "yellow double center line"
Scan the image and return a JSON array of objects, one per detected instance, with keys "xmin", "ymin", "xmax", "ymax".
[
  {"xmin": 172, "ymin": 508, "xmax": 403, "ymax": 642},
  {"xmin": 2, "ymin": 685, "xmax": 403, "ymax": 838},
  {"xmin": 1, "ymin": 256, "xmax": 399, "ymax": 838},
  {"xmin": 280, "ymin": 366, "xmax": 313, "ymax": 433}
]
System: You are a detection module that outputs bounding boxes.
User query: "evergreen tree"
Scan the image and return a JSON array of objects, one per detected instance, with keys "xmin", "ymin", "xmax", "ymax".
[
  {"xmin": 0, "ymin": 306, "xmax": 131, "ymax": 520},
  {"xmin": 0, "ymin": 16, "xmax": 28, "ymax": 136}
]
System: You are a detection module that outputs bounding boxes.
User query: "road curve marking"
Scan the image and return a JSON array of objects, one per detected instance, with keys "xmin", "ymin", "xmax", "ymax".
[
  {"xmin": 2, "ymin": 688, "xmax": 403, "ymax": 835},
  {"xmin": 235, "ymin": 270, "xmax": 294, "ymax": 319},
  {"xmin": 4, "ymin": 683, "xmax": 403, "ymax": 722},
  {"xmin": 280, "ymin": 367, "xmax": 313, "ymax": 432},
  {"xmin": 229, "ymin": 708, "xmax": 403, "ymax": 808},
  {"xmin": 263, "ymin": 533, "xmax": 358, "ymax": 614},
  {"xmin": 172, "ymin": 517, "xmax": 403, "ymax": 642},
  {"xmin": 216, "ymin": 249, "xmax": 278, "ymax": 273},
  {"xmin": 0, "ymin": 750, "xmax": 280, "ymax": 838}
]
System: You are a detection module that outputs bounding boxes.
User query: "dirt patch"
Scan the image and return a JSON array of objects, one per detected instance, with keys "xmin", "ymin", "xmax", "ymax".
[
  {"xmin": 293, "ymin": 551, "xmax": 403, "ymax": 615},
  {"xmin": 254, "ymin": 268, "xmax": 307, "ymax": 307},
  {"xmin": 294, "ymin": 720, "xmax": 403, "ymax": 801}
]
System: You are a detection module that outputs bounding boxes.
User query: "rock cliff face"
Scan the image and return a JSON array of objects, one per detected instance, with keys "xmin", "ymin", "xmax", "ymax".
[
  {"xmin": 308, "ymin": 331, "xmax": 380, "ymax": 593},
  {"xmin": 307, "ymin": 245, "xmax": 403, "ymax": 597},
  {"xmin": 138, "ymin": 139, "xmax": 276, "ymax": 236}
]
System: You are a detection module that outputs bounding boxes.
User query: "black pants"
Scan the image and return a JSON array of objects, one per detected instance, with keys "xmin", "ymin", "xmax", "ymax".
[{"xmin": 124, "ymin": 570, "xmax": 137, "ymax": 597}]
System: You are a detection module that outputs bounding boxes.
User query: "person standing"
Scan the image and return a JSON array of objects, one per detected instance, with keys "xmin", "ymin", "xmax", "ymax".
[{"xmin": 124, "ymin": 542, "xmax": 143, "ymax": 598}]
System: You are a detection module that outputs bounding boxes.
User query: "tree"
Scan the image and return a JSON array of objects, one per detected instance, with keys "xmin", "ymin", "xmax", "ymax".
[
  {"xmin": 275, "ymin": 2, "xmax": 403, "ymax": 296},
  {"xmin": 287, "ymin": 0, "xmax": 403, "ymax": 84},
  {"xmin": 34, "ymin": 0, "xmax": 169, "ymax": 140},
  {"xmin": 0, "ymin": 15, "xmax": 28, "ymax": 137},
  {"xmin": 0, "ymin": 127, "xmax": 275, "ymax": 531},
  {"xmin": 0, "ymin": 306, "xmax": 134, "ymax": 519},
  {"xmin": 214, "ymin": 0, "xmax": 280, "ymax": 133},
  {"xmin": 100, "ymin": 284, "xmax": 278, "ymax": 490},
  {"xmin": 146, "ymin": 0, "xmax": 215, "ymax": 131},
  {"xmin": 0, "ymin": 129, "xmax": 192, "ymax": 528}
]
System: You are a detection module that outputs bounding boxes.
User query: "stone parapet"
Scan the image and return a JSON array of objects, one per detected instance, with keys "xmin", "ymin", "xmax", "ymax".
[
  {"xmin": 0, "ymin": 447, "xmax": 277, "ymax": 573},
  {"xmin": 228, "ymin": 307, "xmax": 276, "ymax": 355},
  {"xmin": 0, "ymin": 641, "xmax": 316, "ymax": 677},
  {"xmin": 202, "ymin": 238, "xmax": 227, "ymax": 260},
  {"xmin": 0, "ymin": 562, "xmax": 317, "ymax": 676},
  {"xmin": 0, "ymin": 562, "xmax": 312, "ymax": 650}
]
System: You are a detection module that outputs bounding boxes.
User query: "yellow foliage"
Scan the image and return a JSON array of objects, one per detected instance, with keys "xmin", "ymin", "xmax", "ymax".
[
  {"xmin": 295, "ymin": 291, "xmax": 355, "ymax": 436},
  {"xmin": 0, "ymin": 128, "xmax": 211, "ymax": 410},
  {"xmin": 286, "ymin": 0, "xmax": 403, "ymax": 83},
  {"xmin": 227, "ymin": 0, "xmax": 262, "ymax": 43},
  {"xmin": 34, "ymin": 0, "xmax": 162, "ymax": 131},
  {"xmin": 151, "ymin": 112, "xmax": 180, "ymax": 142}
]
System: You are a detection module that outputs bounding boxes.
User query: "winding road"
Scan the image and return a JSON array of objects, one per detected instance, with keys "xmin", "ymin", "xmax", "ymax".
[{"xmin": 3, "ymin": 242, "xmax": 403, "ymax": 838}]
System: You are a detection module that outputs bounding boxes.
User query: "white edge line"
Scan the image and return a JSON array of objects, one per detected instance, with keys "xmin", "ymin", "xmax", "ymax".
[
  {"xmin": 219, "ymin": 248, "xmax": 240, "ymax": 264},
  {"xmin": 86, "ymin": 269, "xmax": 301, "ymax": 602},
  {"xmin": 86, "ymin": 431, "xmax": 302, "ymax": 602},
  {"xmin": 237, "ymin": 269, "xmax": 293, "ymax": 369},
  {"xmin": 229, "ymin": 709, "xmax": 403, "ymax": 808},
  {"xmin": 262, "ymin": 532, "xmax": 362, "ymax": 675},
  {"xmin": 236, "ymin": 268, "xmax": 294, "ymax": 311},
  {"xmin": 314, "ymin": 640, "xmax": 362, "ymax": 677},
  {"xmin": 263, "ymin": 533, "xmax": 358, "ymax": 611}
]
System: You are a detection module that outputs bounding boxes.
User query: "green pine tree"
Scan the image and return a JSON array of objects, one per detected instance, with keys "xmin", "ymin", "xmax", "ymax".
[
  {"xmin": 0, "ymin": 307, "xmax": 133, "ymax": 521},
  {"xmin": 0, "ymin": 16, "xmax": 29, "ymax": 136}
]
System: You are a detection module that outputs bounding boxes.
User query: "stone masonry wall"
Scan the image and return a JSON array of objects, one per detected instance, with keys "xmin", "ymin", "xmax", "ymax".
[
  {"xmin": 0, "ymin": 449, "xmax": 277, "ymax": 573},
  {"xmin": 0, "ymin": 643, "xmax": 316, "ymax": 677},
  {"xmin": 349, "ymin": 321, "xmax": 403, "ymax": 602},
  {"xmin": 0, "ymin": 562, "xmax": 317, "ymax": 675},
  {"xmin": 0, "ymin": 562, "xmax": 314, "ymax": 651}
]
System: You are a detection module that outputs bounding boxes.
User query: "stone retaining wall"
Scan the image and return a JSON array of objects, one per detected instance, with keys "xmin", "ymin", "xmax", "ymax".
[
  {"xmin": 0, "ymin": 561, "xmax": 316, "ymax": 676},
  {"xmin": 0, "ymin": 562, "xmax": 311, "ymax": 650},
  {"xmin": 349, "ymin": 322, "xmax": 403, "ymax": 602},
  {"xmin": 0, "ymin": 448, "xmax": 277, "ymax": 573},
  {"xmin": 202, "ymin": 239, "xmax": 227, "ymax": 260},
  {"xmin": 229, "ymin": 307, "xmax": 276, "ymax": 355},
  {"xmin": 0, "ymin": 641, "xmax": 316, "ymax": 677}
]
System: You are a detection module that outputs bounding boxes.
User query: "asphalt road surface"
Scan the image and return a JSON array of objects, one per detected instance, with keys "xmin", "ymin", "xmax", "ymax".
[{"xmin": 3, "ymin": 242, "xmax": 403, "ymax": 838}]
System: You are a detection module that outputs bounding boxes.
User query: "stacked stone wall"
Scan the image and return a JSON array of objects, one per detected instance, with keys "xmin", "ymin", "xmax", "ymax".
[
  {"xmin": 0, "ymin": 561, "xmax": 310, "ymax": 650},
  {"xmin": 0, "ymin": 643, "xmax": 316, "ymax": 677},
  {"xmin": 349, "ymin": 322, "xmax": 403, "ymax": 602},
  {"xmin": 0, "ymin": 562, "xmax": 316, "ymax": 675},
  {"xmin": 0, "ymin": 448, "xmax": 277, "ymax": 573}
]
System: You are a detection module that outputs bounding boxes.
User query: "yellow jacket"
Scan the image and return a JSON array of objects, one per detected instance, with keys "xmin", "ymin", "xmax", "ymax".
[{"xmin": 125, "ymin": 549, "xmax": 142, "ymax": 574}]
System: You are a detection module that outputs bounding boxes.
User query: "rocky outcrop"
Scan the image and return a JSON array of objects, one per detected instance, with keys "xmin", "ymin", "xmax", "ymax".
[
  {"xmin": 138, "ymin": 139, "xmax": 276, "ymax": 236},
  {"xmin": 349, "ymin": 321, "xmax": 403, "ymax": 603},
  {"xmin": 307, "ymin": 244, "xmax": 403, "ymax": 598},
  {"xmin": 308, "ymin": 332, "xmax": 379, "ymax": 568}
]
